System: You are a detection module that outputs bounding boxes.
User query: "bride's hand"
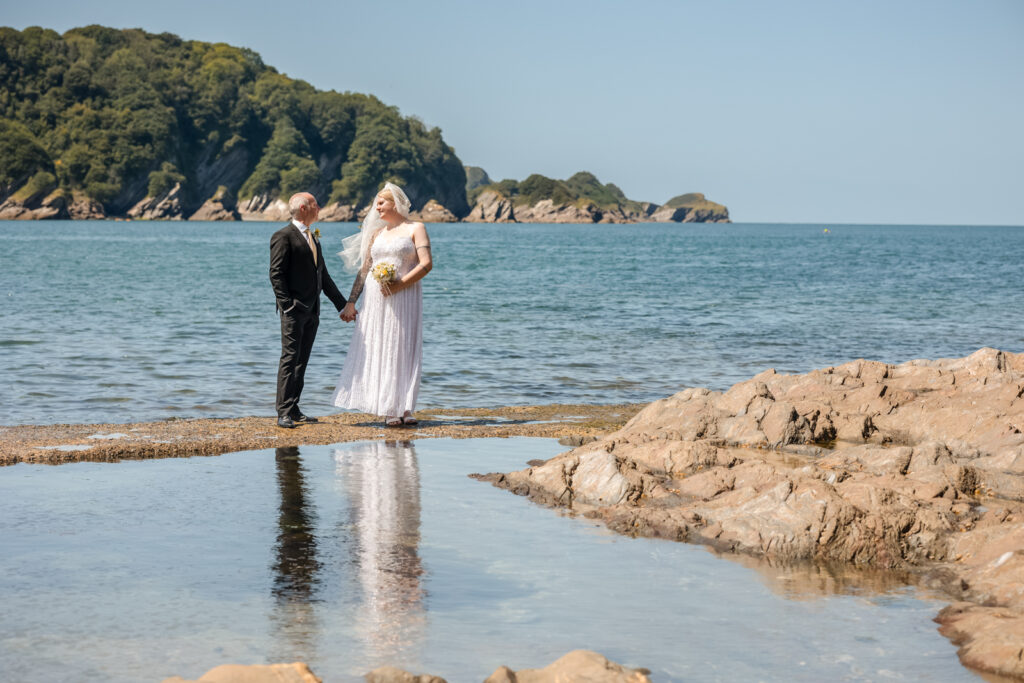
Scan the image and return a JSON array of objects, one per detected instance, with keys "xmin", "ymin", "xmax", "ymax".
[
  {"xmin": 382, "ymin": 278, "xmax": 403, "ymax": 297},
  {"xmin": 340, "ymin": 302, "xmax": 357, "ymax": 321}
]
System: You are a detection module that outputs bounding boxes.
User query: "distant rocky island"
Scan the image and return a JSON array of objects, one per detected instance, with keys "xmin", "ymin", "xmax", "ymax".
[
  {"xmin": 462, "ymin": 167, "xmax": 729, "ymax": 224},
  {"xmin": 0, "ymin": 25, "xmax": 729, "ymax": 224}
]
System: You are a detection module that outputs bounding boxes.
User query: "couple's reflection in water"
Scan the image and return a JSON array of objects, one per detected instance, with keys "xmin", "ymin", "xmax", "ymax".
[{"xmin": 270, "ymin": 441, "xmax": 425, "ymax": 669}]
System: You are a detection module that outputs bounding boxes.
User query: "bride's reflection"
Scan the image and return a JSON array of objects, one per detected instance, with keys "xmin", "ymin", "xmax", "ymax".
[
  {"xmin": 334, "ymin": 440, "xmax": 425, "ymax": 665},
  {"xmin": 269, "ymin": 446, "xmax": 321, "ymax": 662}
]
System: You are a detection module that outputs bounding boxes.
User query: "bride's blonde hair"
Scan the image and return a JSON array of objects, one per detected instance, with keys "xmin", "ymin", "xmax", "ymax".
[{"xmin": 339, "ymin": 182, "xmax": 412, "ymax": 273}]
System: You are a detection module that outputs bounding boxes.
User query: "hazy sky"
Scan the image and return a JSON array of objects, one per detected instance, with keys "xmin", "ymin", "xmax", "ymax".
[{"xmin": 5, "ymin": 0, "xmax": 1023, "ymax": 224}]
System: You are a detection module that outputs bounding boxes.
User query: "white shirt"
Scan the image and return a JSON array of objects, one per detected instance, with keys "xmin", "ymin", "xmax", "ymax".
[
  {"xmin": 292, "ymin": 219, "xmax": 316, "ymax": 254},
  {"xmin": 292, "ymin": 218, "xmax": 311, "ymax": 236}
]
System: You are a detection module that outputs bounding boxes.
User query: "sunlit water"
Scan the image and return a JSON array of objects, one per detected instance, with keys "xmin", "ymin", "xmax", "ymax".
[
  {"xmin": 1, "ymin": 221, "xmax": 1022, "ymax": 425},
  {"xmin": 0, "ymin": 438, "xmax": 974, "ymax": 682}
]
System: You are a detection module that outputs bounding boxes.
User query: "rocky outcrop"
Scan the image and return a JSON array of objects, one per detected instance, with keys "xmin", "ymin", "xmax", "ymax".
[
  {"xmin": 0, "ymin": 188, "xmax": 69, "ymax": 219},
  {"xmin": 649, "ymin": 206, "xmax": 729, "ymax": 223},
  {"xmin": 318, "ymin": 202, "xmax": 358, "ymax": 222},
  {"xmin": 127, "ymin": 182, "xmax": 185, "ymax": 220},
  {"xmin": 513, "ymin": 199, "xmax": 601, "ymax": 223},
  {"xmin": 162, "ymin": 651, "xmax": 649, "ymax": 683},
  {"xmin": 476, "ymin": 348, "xmax": 1024, "ymax": 679},
  {"xmin": 465, "ymin": 190, "xmax": 515, "ymax": 223},
  {"xmin": 238, "ymin": 194, "xmax": 291, "ymax": 222},
  {"xmin": 597, "ymin": 203, "xmax": 657, "ymax": 223},
  {"xmin": 647, "ymin": 193, "xmax": 730, "ymax": 223},
  {"xmin": 67, "ymin": 192, "xmax": 106, "ymax": 219},
  {"xmin": 189, "ymin": 186, "xmax": 240, "ymax": 221},
  {"xmin": 410, "ymin": 199, "xmax": 457, "ymax": 223},
  {"xmin": 465, "ymin": 192, "xmax": 728, "ymax": 224}
]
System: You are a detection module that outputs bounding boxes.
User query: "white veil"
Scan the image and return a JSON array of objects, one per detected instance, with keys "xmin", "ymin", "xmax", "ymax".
[{"xmin": 339, "ymin": 182, "xmax": 412, "ymax": 273}]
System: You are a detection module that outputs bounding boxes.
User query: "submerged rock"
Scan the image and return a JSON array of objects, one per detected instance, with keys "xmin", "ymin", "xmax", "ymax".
[
  {"xmin": 162, "ymin": 651, "xmax": 649, "ymax": 683},
  {"xmin": 484, "ymin": 650, "xmax": 651, "ymax": 682},
  {"xmin": 476, "ymin": 348, "xmax": 1024, "ymax": 678},
  {"xmin": 163, "ymin": 661, "xmax": 321, "ymax": 682},
  {"xmin": 365, "ymin": 666, "xmax": 446, "ymax": 683}
]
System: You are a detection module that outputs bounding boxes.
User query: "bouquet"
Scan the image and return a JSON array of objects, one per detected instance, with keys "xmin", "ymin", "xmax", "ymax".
[{"xmin": 371, "ymin": 262, "xmax": 397, "ymax": 285}]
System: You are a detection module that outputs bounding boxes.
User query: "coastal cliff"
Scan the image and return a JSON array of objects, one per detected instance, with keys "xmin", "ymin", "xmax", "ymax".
[{"xmin": 0, "ymin": 26, "xmax": 468, "ymax": 221}]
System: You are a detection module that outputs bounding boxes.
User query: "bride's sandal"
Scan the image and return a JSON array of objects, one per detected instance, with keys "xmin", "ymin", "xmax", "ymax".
[
  {"xmin": 385, "ymin": 416, "xmax": 403, "ymax": 427},
  {"xmin": 401, "ymin": 414, "xmax": 418, "ymax": 426}
]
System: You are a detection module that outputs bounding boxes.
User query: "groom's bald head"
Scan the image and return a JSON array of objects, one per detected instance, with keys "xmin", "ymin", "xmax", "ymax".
[{"xmin": 289, "ymin": 192, "xmax": 319, "ymax": 224}]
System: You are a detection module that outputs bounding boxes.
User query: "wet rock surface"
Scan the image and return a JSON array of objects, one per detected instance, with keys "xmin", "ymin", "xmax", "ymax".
[
  {"xmin": 0, "ymin": 404, "xmax": 641, "ymax": 466},
  {"xmin": 476, "ymin": 349, "xmax": 1024, "ymax": 679},
  {"xmin": 482, "ymin": 650, "xmax": 651, "ymax": 682}
]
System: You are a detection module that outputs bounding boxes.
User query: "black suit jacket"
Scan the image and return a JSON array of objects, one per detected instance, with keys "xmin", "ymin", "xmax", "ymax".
[{"xmin": 269, "ymin": 223, "xmax": 347, "ymax": 315}]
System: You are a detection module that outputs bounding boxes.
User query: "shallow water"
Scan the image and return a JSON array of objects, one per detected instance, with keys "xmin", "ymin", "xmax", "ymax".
[
  {"xmin": 2, "ymin": 221, "xmax": 1023, "ymax": 425},
  {"xmin": 0, "ymin": 438, "xmax": 975, "ymax": 681}
]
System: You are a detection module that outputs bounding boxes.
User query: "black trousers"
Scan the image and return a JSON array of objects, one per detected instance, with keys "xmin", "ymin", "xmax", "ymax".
[{"xmin": 276, "ymin": 309, "xmax": 319, "ymax": 418}]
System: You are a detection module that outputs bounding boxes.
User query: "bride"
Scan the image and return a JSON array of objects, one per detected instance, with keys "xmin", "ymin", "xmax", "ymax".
[{"xmin": 332, "ymin": 182, "xmax": 432, "ymax": 426}]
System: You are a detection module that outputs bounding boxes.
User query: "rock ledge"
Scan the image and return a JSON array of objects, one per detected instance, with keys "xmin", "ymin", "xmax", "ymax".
[{"xmin": 476, "ymin": 349, "xmax": 1024, "ymax": 679}]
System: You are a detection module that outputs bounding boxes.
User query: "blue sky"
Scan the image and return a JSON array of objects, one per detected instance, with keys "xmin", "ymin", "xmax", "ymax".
[{"xmin": 5, "ymin": 0, "xmax": 1023, "ymax": 224}]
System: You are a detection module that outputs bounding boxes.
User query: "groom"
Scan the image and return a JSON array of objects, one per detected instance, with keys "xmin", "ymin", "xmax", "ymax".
[{"xmin": 269, "ymin": 192, "xmax": 349, "ymax": 429}]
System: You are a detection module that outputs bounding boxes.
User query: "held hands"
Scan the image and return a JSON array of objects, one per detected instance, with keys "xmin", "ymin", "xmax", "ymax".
[{"xmin": 340, "ymin": 302, "xmax": 357, "ymax": 322}]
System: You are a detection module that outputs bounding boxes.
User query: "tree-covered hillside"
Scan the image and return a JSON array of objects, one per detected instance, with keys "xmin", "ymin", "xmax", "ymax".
[{"xmin": 0, "ymin": 25, "xmax": 468, "ymax": 217}]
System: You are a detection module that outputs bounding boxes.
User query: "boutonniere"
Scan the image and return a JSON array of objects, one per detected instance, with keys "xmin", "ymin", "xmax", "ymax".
[{"xmin": 313, "ymin": 227, "xmax": 321, "ymax": 239}]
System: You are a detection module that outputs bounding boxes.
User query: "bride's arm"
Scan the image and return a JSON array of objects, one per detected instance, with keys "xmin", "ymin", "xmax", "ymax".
[
  {"xmin": 348, "ymin": 255, "xmax": 372, "ymax": 303},
  {"xmin": 340, "ymin": 249, "xmax": 373, "ymax": 321},
  {"xmin": 383, "ymin": 223, "xmax": 432, "ymax": 297}
]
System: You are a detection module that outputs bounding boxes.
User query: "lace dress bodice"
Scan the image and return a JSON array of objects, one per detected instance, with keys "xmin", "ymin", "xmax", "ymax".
[{"xmin": 371, "ymin": 227, "xmax": 418, "ymax": 278}]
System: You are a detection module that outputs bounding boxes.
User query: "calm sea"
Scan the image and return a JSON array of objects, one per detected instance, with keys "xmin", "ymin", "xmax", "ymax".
[{"xmin": 2, "ymin": 221, "xmax": 1021, "ymax": 426}]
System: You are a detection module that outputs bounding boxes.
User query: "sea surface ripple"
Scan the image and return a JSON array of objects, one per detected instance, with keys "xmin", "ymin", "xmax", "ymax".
[{"xmin": 1, "ymin": 221, "xmax": 1021, "ymax": 425}]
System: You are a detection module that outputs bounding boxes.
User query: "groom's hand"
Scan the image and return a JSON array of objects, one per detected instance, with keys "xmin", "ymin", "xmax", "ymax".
[{"xmin": 340, "ymin": 302, "xmax": 357, "ymax": 322}]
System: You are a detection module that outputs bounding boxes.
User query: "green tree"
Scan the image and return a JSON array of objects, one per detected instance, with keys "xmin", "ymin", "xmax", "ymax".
[{"xmin": 0, "ymin": 118, "xmax": 53, "ymax": 197}]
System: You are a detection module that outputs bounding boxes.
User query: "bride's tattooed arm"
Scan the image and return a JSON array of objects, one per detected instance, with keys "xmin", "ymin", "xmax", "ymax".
[{"xmin": 348, "ymin": 256, "xmax": 372, "ymax": 303}]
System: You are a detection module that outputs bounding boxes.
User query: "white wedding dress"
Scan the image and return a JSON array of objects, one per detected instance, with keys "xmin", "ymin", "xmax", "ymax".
[{"xmin": 332, "ymin": 225, "xmax": 423, "ymax": 417}]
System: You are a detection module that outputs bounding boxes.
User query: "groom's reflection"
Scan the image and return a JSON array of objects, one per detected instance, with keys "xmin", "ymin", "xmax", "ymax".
[
  {"xmin": 270, "ymin": 446, "xmax": 321, "ymax": 662},
  {"xmin": 334, "ymin": 440, "xmax": 425, "ymax": 666}
]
